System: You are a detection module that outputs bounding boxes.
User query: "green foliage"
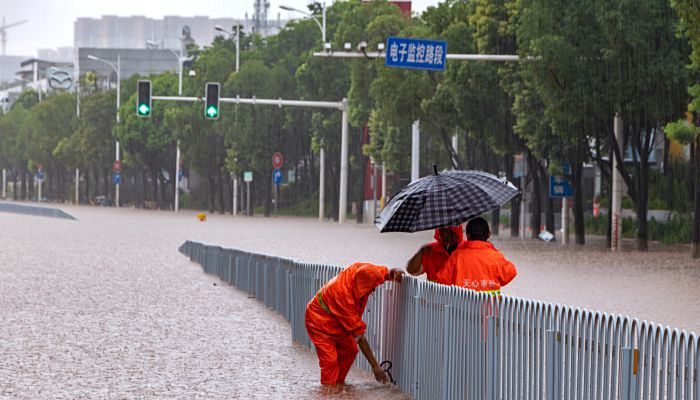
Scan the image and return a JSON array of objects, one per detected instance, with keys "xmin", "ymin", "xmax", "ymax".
[{"xmin": 664, "ymin": 119, "xmax": 700, "ymax": 145}]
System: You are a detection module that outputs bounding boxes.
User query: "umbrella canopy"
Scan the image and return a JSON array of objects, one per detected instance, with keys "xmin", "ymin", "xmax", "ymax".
[{"xmin": 375, "ymin": 169, "xmax": 520, "ymax": 233}]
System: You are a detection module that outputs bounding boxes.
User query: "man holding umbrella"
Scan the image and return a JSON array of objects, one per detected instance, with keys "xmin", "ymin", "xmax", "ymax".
[
  {"xmin": 405, "ymin": 225, "xmax": 465, "ymax": 284},
  {"xmin": 375, "ymin": 167, "xmax": 520, "ymax": 292}
]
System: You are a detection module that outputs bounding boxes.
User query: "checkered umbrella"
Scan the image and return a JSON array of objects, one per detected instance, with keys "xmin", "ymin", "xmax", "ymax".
[{"xmin": 375, "ymin": 169, "xmax": 520, "ymax": 233}]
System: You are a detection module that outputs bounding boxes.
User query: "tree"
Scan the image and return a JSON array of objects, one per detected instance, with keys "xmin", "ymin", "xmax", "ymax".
[{"xmin": 597, "ymin": 0, "xmax": 689, "ymax": 250}]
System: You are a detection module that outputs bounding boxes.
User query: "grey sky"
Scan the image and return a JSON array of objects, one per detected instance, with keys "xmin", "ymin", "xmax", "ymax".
[{"xmin": 1, "ymin": 0, "xmax": 440, "ymax": 57}]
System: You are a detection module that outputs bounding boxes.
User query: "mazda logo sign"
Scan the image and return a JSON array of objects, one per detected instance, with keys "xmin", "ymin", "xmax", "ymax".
[{"xmin": 48, "ymin": 68, "xmax": 73, "ymax": 90}]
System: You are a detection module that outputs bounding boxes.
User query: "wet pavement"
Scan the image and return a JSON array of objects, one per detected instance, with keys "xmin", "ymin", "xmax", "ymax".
[{"xmin": 1, "ymin": 204, "xmax": 699, "ymax": 398}]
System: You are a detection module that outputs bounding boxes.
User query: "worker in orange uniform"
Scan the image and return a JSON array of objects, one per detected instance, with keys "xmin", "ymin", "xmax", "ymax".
[
  {"xmin": 436, "ymin": 217, "xmax": 517, "ymax": 294},
  {"xmin": 405, "ymin": 225, "xmax": 464, "ymax": 284},
  {"xmin": 305, "ymin": 262, "xmax": 404, "ymax": 386}
]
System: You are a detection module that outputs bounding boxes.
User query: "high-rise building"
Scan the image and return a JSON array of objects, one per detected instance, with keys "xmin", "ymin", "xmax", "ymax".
[{"xmin": 74, "ymin": 15, "xmax": 287, "ymax": 51}]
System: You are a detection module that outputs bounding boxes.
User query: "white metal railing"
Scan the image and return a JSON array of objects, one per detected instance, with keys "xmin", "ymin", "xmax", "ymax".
[{"xmin": 178, "ymin": 241, "xmax": 699, "ymax": 400}]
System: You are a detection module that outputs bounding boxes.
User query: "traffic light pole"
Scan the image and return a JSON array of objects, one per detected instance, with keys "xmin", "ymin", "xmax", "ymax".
[{"xmin": 150, "ymin": 94, "xmax": 350, "ymax": 223}]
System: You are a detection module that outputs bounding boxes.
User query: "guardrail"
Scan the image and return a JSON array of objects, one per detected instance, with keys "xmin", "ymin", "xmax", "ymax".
[{"xmin": 178, "ymin": 240, "xmax": 699, "ymax": 400}]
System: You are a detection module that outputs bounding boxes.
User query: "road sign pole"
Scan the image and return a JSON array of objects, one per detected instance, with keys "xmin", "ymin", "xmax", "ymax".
[
  {"xmin": 246, "ymin": 181, "xmax": 251, "ymax": 216},
  {"xmin": 611, "ymin": 113, "xmax": 624, "ymax": 251},
  {"xmin": 175, "ymin": 140, "xmax": 180, "ymax": 212},
  {"xmin": 115, "ymin": 141, "xmax": 120, "ymax": 208},
  {"xmin": 2, "ymin": 168, "xmax": 5, "ymax": 199},
  {"xmin": 319, "ymin": 147, "xmax": 325, "ymax": 221},
  {"xmin": 75, "ymin": 168, "xmax": 79, "ymax": 204},
  {"xmin": 411, "ymin": 120, "xmax": 420, "ymax": 182},
  {"xmin": 339, "ymin": 99, "xmax": 349, "ymax": 223},
  {"xmin": 562, "ymin": 197, "xmax": 569, "ymax": 245},
  {"xmin": 274, "ymin": 184, "xmax": 278, "ymax": 217},
  {"xmin": 233, "ymin": 174, "xmax": 238, "ymax": 216}
]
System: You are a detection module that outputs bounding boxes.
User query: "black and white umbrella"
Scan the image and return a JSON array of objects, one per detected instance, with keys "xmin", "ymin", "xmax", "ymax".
[{"xmin": 375, "ymin": 168, "xmax": 520, "ymax": 233}]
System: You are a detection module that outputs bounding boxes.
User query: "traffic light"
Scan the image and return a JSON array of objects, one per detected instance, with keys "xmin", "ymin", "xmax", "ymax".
[
  {"xmin": 205, "ymin": 82, "xmax": 220, "ymax": 120},
  {"xmin": 137, "ymin": 80, "xmax": 152, "ymax": 117}
]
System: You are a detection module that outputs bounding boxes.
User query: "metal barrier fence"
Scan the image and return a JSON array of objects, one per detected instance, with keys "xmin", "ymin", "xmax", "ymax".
[{"xmin": 178, "ymin": 240, "xmax": 699, "ymax": 400}]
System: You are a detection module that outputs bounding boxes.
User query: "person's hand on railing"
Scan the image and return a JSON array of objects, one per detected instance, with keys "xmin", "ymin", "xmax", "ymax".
[{"xmin": 387, "ymin": 268, "xmax": 404, "ymax": 283}]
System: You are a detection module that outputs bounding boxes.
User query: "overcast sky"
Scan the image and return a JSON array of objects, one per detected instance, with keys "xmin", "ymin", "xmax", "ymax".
[{"xmin": 1, "ymin": 0, "xmax": 440, "ymax": 56}]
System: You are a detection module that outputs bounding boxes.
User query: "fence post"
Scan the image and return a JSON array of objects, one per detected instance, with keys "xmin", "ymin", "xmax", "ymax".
[
  {"xmin": 546, "ymin": 329, "xmax": 560, "ymax": 400},
  {"xmin": 413, "ymin": 292, "xmax": 421, "ymax": 399},
  {"xmin": 620, "ymin": 347, "xmax": 638, "ymax": 400},
  {"xmin": 442, "ymin": 304, "xmax": 451, "ymax": 400},
  {"xmin": 487, "ymin": 315, "xmax": 498, "ymax": 400}
]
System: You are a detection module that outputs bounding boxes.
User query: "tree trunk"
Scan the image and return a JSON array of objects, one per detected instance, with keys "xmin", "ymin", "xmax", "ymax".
[
  {"xmin": 636, "ymin": 162, "xmax": 649, "ymax": 251},
  {"xmin": 140, "ymin": 168, "xmax": 148, "ymax": 208},
  {"xmin": 693, "ymin": 138, "xmax": 700, "ymax": 258},
  {"xmin": 505, "ymin": 153, "xmax": 520, "ymax": 237},
  {"xmin": 530, "ymin": 156, "xmax": 542, "ymax": 239},
  {"xmin": 541, "ymin": 163, "xmax": 556, "ymax": 237},
  {"xmin": 159, "ymin": 171, "xmax": 167, "ymax": 210},
  {"xmin": 218, "ymin": 168, "xmax": 225, "ymax": 214},
  {"xmin": 489, "ymin": 157, "xmax": 500, "ymax": 236},
  {"xmin": 21, "ymin": 168, "xmax": 27, "ymax": 200},
  {"xmin": 12, "ymin": 169, "xmax": 18, "ymax": 200},
  {"xmin": 208, "ymin": 174, "xmax": 215, "ymax": 213}
]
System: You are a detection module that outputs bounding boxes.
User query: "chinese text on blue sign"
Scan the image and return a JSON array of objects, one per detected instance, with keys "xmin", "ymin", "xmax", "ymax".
[
  {"xmin": 549, "ymin": 175, "xmax": 572, "ymax": 198},
  {"xmin": 385, "ymin": 37, "xmax": 447, "ymax": 71}
]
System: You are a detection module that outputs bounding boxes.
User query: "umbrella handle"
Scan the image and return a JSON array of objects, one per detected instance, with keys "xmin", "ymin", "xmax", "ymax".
[
  {"xmin": 380, "ymin": 360, "xmax": 396, "ymax": 384},
  {"xmin": 433, "ymin": 164, "xmax": 438, "ymax": 176}
]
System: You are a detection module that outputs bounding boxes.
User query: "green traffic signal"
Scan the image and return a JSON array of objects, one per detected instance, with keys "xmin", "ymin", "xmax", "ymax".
[
  {"xmin": 205, "ymin": 82, "xmax": 220, "ymax": 120},
  {"xmin": 138, "ymin": 103, "xmax": 151, "ymax": 116},
  {"xmin": 136, "ymin": 80, "xmax": 152, "ymax": 117}
]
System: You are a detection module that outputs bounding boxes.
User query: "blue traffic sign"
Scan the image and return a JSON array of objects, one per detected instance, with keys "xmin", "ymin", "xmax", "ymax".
[
  {"xmin": 113, "ymin": 172, "xmax": 121, "ymax": 185},
  {"xmin": 385, "ymin": 37, "xmax": 447, "ymax": 71},
  {"xmin": 272, "ymin": 168, "xmax": 283, "ymax": 185},
  {"xmin": 549, "ymin": 175, "xmax": 572, "ymax": 198}
]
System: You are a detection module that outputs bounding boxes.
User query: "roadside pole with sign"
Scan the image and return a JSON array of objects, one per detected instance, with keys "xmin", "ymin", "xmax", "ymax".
[
  {"xmin": 386, "ymin": 37, "xmax": 447, "ymax": 184},
  {"xmin": 35, "ymin": 168, "xmax": 45, "ymax": 202},
  {"xmin": 244, "ymin": 171, "xmax": 253, "ymax": 216},
  {"xmin": 272, "ymin": 152, "xmax": 284, "ymax": 217},
  {"xmin": 549, "ymin": 164, "xmax": 573, "ymax": 245}
]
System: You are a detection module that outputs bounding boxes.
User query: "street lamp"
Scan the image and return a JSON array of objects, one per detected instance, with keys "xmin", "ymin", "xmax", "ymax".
[
  {"xmin": 87, "ymin": 53, "xmax": 121, "ymax": 208},
  {"xmin": 279, "ymin": 3, "xmax": 326, "ymax": 44},
  {"xmin": 145, "ymin": 40, "xmax": 192, "ymax": 96},
  {"xmin": 215, "ymin": 25, "xmax": 240, "ymax": 72},
  {"xmin": 215, "ymin": 24, "xmax": 242, "ymax": 215}
]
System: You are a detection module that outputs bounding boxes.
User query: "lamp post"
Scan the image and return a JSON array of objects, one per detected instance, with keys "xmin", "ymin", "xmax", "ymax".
[
  {"xmin": 279, "ymin": 3, "xmax": 326, "ymax": 44},
  {"xmin": 215, "ymin": 24, "xmax": 241, "ymax": 215},
  {"xmin": 147, "ymin": 39, "xmax": 193, "ymax": 212},
  {"xmin": 214, "ymin": 25, "xmax": 240, "ymax": 73},
  {"xmin": 87, "ymin": 54, "xmax": 121, "ymax": 207},
  {"xmin": 280, "ymin": 2, "xmax": 328, "ymax": 221}
]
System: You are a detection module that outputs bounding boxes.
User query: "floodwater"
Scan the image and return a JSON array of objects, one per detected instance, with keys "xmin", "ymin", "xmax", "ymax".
[{"xmin": 1, "ymin": 204, "xmax": 699, "ymax": 398}]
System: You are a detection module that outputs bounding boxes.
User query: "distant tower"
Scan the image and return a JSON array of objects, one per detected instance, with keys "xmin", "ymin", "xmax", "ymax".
[{"xmin": 253, "ymin": 0, "xmax": 270, "ymax": 33}]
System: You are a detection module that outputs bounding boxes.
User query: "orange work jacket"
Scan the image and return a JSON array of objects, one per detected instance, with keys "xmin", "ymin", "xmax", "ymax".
[
  {"xmin": 436, "ymin": 240, "xmax": 517, "ymax": 294},
  {"xmin": 421, "ymin": 225, "xmax": 465, "ymax": 284},
  {"xmin": 308, "ymin": 262, "xmax": 389, "ymax": 338}
]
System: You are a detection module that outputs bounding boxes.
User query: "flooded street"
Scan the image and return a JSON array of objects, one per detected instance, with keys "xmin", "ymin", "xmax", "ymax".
[{"xmin": 1, "ymin": 204, "xmax": 699, "ymax": 398}]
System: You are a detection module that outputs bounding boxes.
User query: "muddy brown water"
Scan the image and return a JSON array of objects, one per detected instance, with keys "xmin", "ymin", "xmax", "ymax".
[{"xmin": 1, "ymin": 205, "xmax": 698, "ymax": 398}]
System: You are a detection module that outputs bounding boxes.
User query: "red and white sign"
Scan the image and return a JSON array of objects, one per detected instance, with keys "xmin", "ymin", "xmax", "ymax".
[
  {"xmin": 113, "ymin": 160, "xmax": 122, "ymax": 172},
  {"xmin": 272, "ymin": 152, "xmax": 284, "ymax": 169}
]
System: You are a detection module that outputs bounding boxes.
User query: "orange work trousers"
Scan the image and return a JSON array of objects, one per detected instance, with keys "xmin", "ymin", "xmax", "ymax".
[{"xmin": 305, "ymin": 299, "xmax": 359, "ymax": 385}]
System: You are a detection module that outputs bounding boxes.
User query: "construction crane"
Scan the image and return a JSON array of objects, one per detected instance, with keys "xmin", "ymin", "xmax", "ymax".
[{"xmin": 1, "ymin": 17, "xmax": 28, "ymax": 56}]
